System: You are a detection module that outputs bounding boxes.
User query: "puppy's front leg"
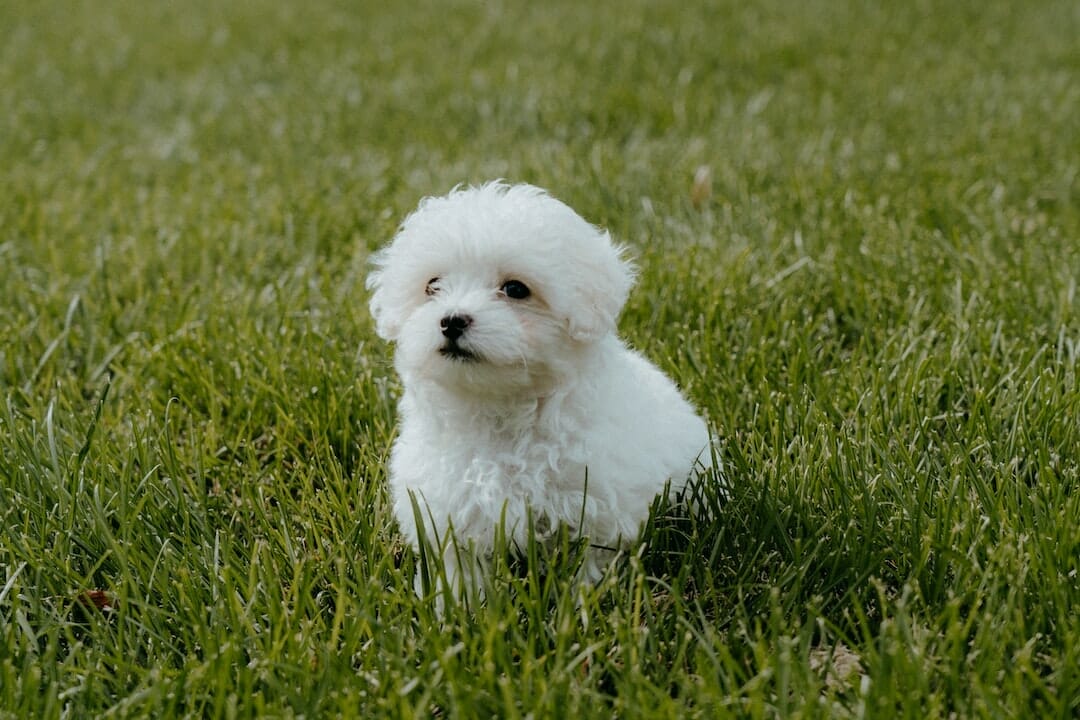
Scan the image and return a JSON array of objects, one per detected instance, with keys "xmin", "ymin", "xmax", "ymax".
[{"xmin": 415, "ymin": 538, "xmax": 488, "ymax": 614}]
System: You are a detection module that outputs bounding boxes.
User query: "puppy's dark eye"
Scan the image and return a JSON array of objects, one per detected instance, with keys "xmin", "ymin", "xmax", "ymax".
[
  {"xmin": 500, "ymin": 280, "xmax": 530, "ymax": 300},
  {"xmin": 425, "ymin": 277, "xmax": 440, "ymax": 296}
]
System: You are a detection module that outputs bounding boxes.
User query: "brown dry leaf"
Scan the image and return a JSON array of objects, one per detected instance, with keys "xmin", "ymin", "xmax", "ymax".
[
  {"xmin": 76, "ymin": 589, "xmax": 116, "ymax": 612},
  {"xmin": 690, "ymin": 165, "xmax": 712, "ymax": 210},
  {"xmin": 809, "ymin": 642, "xmax": 864, "ymax": 691}
]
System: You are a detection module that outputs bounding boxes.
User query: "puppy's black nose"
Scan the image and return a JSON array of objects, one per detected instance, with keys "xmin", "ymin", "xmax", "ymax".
[{"xmin": 440, "ymin": 314, "xmax": 472, "ymax": 340}]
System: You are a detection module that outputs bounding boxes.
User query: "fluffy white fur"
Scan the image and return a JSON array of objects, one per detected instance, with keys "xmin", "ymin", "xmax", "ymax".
[{"xmin": 367, "ymin": 181, "xmax": 712, "ymax": 596}]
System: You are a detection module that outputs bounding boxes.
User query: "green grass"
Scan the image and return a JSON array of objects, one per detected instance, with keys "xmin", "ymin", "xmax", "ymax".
[{"xmin": 1, "ymin": 0, "xmax": 1078, "ymax": 716}]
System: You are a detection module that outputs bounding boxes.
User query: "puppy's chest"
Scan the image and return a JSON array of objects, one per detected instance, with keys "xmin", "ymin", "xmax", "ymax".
[{"xmin": 413, "ymin": 415, "xmax": 585, "ymax": 493}]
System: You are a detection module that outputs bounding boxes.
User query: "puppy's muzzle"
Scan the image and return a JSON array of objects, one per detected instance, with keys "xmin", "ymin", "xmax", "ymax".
[
  {"xmin": 440, "ymin": 314, "xmax": 472, "ymax": 340},
  {"xmin": 439, "ymin": 314, "xmax": 478, "ymax": 361}
]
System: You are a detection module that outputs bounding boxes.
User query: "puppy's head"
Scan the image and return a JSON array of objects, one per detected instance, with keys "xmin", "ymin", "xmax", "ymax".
[{"xmin": 367, "ymin": 182, "xmax": 634, "ymax": 393}]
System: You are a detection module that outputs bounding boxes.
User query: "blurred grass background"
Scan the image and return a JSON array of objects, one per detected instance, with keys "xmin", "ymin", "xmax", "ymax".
[{"xmin": 1, "ymin": 0, "xmax": 1078, "ymax": 717}]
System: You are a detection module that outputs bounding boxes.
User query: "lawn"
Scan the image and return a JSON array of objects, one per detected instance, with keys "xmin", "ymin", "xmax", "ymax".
[{"xmin": 1, "ymin": 0, "xmax": 1078, "ymax": 716}]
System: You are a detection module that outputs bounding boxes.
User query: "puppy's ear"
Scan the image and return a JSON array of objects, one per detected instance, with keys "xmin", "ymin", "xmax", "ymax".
[
  {"xmin": 366, "ymin": 250, "xmax": 406, "ymax": 341},
  {"xmin": 562, "ymin": 232, "xmax": 636, "ymax": 341},
  {"xmin": 366, "ymin": 196, "xmax": 446, "ymax": 342}
]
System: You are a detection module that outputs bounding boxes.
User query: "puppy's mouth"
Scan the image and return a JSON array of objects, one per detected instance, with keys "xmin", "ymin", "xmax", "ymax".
[{"xmin": 439, "ymin": 342, "xmax": 479, "ymax": 362}]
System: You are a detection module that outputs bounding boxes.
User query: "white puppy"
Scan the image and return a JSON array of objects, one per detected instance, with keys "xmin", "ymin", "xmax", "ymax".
[{"xmin": 367, "ymin": 181, "xmax": 712, "ymax": 597}]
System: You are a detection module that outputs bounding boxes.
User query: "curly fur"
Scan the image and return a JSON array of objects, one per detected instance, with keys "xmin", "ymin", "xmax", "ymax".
[{"xmin": 368, "ymin": 181, "xmax": 712, "ymax": 596}]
